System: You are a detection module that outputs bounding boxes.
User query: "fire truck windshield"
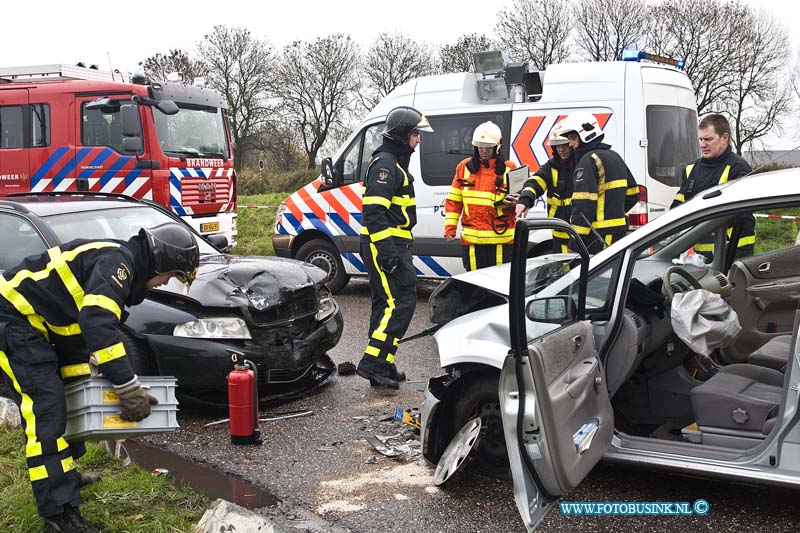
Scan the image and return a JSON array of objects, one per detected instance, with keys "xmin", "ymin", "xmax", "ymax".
[{"xmin": 154, "ymin": 105, "xmax": 230, "ymax": 160}]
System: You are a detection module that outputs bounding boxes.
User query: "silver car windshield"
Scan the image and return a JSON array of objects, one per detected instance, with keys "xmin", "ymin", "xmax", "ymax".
[{"xmin": 44, "ymin": 207, "xmax": 218, "ymax": 255}]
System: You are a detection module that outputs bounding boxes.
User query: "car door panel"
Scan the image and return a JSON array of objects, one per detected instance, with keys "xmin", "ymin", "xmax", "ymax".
[{"xmin": 728, "ymin": 246, "xmax": 800, "ymax": 359}]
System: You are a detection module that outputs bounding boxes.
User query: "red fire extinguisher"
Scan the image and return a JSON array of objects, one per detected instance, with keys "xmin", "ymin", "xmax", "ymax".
[{"xmin": 227, "ymin": 351, "xmax": 262, "ymax": 445}]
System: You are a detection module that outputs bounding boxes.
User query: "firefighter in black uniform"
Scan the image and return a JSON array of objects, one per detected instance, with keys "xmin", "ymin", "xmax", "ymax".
[
  {"xmin": 671, "ymin": 113, "xmax": 754, "ymax": 261},
  {"xmin": 356, "ymin": 106, "xmax": 433, "ymax": 389},
  {"xmin": 515, "ymin": 121, "xmax": 576, "ymax": 253},
  {"xmin": 559, "ymin": 112, "xmax": 639, "ymax": 254},
  {"xmin": 0, "ymin": 222, "xmax": 199, "ymax": 532}
]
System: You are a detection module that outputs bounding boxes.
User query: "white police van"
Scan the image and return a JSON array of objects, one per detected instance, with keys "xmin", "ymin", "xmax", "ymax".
[{"xmin": 272, "ymin": 50, "xmax": 699, "ymax": 292}]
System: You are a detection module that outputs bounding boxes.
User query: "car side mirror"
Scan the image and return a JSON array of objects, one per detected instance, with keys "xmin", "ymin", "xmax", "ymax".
[
  {"xmin": 321, "ymin": 157, "xmax": 341, "ymax": 187},
  {"xmin": 206, "ymin": 233, "xmax": 229, "ymax": 251},
  {"xmin": 525, "ymin": 296, "xmax": 575, "ymax": 323},
  {"xmin": 119, "ymin": 102, "xmax": 143, "ymax": 154}
]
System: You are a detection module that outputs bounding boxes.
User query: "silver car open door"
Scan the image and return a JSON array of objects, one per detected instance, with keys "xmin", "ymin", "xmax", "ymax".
[{"xmin": 500, "ymin": 219, "xmax": 615, "ymax": 531}]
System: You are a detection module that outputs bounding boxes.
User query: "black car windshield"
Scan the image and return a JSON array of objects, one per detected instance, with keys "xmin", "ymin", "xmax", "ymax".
[{"xmin": 44, "ymin": 206, "xmax": 219, "ymax": 255}]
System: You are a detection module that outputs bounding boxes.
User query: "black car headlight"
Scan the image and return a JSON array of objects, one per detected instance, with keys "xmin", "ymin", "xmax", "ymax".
[
  {"xmin": 174, "ymin": 318, "xmax": 252, "ymax": 339},
  {"xmin": 315, "ymin": 287, "xmax": 336, "ymax": 321}
]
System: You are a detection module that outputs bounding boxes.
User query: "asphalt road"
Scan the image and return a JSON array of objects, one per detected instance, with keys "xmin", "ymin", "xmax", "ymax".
[{"xmin": 144, "ymin": 280, "xmax": 800, "ymax": 533}]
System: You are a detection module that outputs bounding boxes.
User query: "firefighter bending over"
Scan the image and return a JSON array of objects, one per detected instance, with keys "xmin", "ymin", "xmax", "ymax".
[
  {"xmin": 515, "ymin": 121, "xmax": 576, "ymax": 253},
  {"xmin": 356, "ymin": 106, "xmax": 433, "ymax": 389},
  {"xmin": 0, "ymin": 222, "xmax": 199, "ymax": 532},
  {"xmin": 560, "ymin": 112, "xmax": 638, "ymax": 254},
  {"xmin": 444, "ymin": 121, "xmax": 518, "ymax": 270}
]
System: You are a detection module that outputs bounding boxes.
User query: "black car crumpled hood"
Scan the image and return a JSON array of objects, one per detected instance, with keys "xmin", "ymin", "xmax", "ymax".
[{"xmin": 160, "ymin": 254, "xmax": 326, "ymax": 310}]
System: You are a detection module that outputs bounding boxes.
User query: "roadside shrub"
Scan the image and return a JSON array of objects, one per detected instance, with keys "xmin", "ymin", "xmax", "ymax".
[{"xmin": 238, "ymin": 168, "xmax": 319, "ymax": 195}]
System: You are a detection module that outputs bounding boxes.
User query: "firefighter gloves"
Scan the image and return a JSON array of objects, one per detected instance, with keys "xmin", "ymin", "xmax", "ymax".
[{"xmin": 114, "ymin": 375, "xmax": 159, "ymax": 421}]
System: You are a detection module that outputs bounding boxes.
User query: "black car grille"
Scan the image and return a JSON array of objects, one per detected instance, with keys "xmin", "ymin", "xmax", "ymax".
[{"xmin": 248, "ymin": 287, "xmax": 317, "ymax": 325}]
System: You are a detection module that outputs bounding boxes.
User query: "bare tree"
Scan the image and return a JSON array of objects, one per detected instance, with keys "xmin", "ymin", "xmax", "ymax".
[
  {"xmin": 274, "ymin": 34, "xmax": 361, "ymax": 169},
  {"xmin": 495, "ymin": 0, "xmax": 572, "ymax": 70},
  {"xmin": 439, "ymin": 34, "xmax": 496, "ymax": 73},
  {"xmin": 572, "ymin": 0, "xmax": 648, "ymax": 61},
  {"xmin": 196, "ymin": 26, "xmax": 275, "ymax": 170},
  {"xmin": 139, "ymin": 49, "xmax": 207, "ymax": 82},
  {"xmin": 359, "ymin": 32, "xmax": 438, "ymax": 110},
  {"xmin": 647, "ymin": 0, "xmax": 749, "ymax": 114},
  {"xmin": 724, "ymin": 9, "xmax": 793, "ymax": 153}
]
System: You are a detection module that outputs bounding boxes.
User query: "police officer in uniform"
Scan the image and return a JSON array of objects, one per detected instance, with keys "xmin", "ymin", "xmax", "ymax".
[
  {"xmin": 515, "ymin": 121, "xmax": 576, "ymax": 253},
  {"xmin": 0, "ymin": 222, "xmax": 199, "ymax": 532},
  {"xmin": 444, "ymin": 121, "xmax": 518, "ymax": 270},
  {"xmin": 560, "ymin": 112, "xmax": 639, "ymax": 254},
  {"xmin": 356, "ymin": 106, "xmax": 433, "ymax": 389},
  {"xmin": 671, "ymin": 113, "xmax": 754, "ymax": 260}
]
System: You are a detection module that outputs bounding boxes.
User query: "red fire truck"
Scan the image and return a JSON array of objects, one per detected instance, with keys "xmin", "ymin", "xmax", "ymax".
[{"xmin": 0, "ymin": 64, "xmax": 237, "ymax": 246}]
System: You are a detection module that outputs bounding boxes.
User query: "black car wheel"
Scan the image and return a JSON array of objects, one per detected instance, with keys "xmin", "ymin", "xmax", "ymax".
[
  {"xmin": 296, "ymin": 239, "xmax": 350, "ymax": 293},
  {"xmin": 119, "ymin": 330, "xmax": 156, "ymax": 376},
  {"xmin": 450, "ymin": 376, "xmax": 510, "ymax": 479}
]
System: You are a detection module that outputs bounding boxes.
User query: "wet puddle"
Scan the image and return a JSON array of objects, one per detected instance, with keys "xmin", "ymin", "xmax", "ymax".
[{"xmin": 124, "ymin": 440, "xmax": 280, "ymax": 509}]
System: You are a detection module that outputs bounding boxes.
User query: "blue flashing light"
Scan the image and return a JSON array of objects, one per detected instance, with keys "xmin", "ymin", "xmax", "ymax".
[
  {"xmin": 622, "ymin": 49, "xmax": 641, "ymax": 61},
  {"xmin": 677, "ymin": 59, "xmax": 686, "ymax": 69}
]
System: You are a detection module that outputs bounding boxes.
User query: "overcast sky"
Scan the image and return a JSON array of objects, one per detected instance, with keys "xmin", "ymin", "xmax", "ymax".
[{"xmin": 4, "ymin": 0, "xmax": 799, "ymax": 148}]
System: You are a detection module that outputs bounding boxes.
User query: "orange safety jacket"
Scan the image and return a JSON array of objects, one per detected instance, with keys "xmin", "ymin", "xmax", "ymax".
[{"xmin": 444, "ymin": 157, "xmax": 517, "ymax": 245}]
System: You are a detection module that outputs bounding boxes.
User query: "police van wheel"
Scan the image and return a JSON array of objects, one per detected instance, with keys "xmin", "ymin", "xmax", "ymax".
[
  {"xmin": 296, "ymin": 239, "xmax": 349, "ymax": 294},
  {"xmin": 450, "ymin": 376, "xmax": 510, "ymax": 479},
  {"xmin": 120, "ymin": 330, "xmax": 157, "ymax": 376}
]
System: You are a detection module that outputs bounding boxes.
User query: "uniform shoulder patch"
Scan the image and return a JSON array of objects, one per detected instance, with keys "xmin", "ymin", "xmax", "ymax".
[
  {"xmin": 575, "ymin": 168, "xmax": 584, "ymax": 182},
  {"xmin": 111, "ymin": 262, "xmax": 131, "ymax": 288},
  {"xmin": 377, "ymin": 168, "xmax": 391, "ymax": 184}
]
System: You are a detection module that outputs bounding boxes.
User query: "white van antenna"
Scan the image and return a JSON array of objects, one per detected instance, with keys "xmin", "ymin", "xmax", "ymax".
[{"xmin": 107, "ymin": 52, "xmax": 115, "ymax": 82}]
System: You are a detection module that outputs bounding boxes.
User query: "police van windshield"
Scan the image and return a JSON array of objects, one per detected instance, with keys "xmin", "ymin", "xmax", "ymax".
[{"xmin": 154, "ymin": 105, "xmax": 230, "ymax": 160}]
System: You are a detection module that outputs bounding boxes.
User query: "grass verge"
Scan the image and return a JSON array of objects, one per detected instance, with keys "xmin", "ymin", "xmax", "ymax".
[
  {"xmin": 0, "ymin": 426, "xmax": 207, "ymax": 532},
  {"xmin": 235, "ymin": 193, "xmax": 292, "ymax": 257}
]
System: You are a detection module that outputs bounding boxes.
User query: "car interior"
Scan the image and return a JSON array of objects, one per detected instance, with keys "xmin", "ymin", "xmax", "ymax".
[{"xmin": 602, "ymin": 207, "xmax": 800, "ymax": 453}]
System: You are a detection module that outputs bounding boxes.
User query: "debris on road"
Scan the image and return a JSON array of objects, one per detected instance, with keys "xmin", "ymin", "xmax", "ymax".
[
  {"xmin": 203, "ymin": 410, "xmax": 314, "ymax": 428},
  {"xmin": 337, "ymin": 361, "xmax": 356, "ymax": 375},
  {"xmin": 151, "ymin": 468, "xmax": 169, "ymax": 476},
  {"xmin": 394, "ymin": 407, "xmax": 421, "ymax": 430}
]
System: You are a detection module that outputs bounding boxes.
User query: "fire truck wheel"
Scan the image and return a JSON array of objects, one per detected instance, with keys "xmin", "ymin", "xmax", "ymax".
[
  {"xmin": 120, "ymin": 330, "xmax": 157, "ymax": 376},
  {"xmin": 296, "ymin": 239, "xmax": 350, "ymax": 294}
]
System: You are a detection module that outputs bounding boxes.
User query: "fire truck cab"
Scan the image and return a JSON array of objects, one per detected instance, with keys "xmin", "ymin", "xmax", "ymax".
[{"xmin": 0, "ymin": 64, "xmax": 237, "ymax": 246}]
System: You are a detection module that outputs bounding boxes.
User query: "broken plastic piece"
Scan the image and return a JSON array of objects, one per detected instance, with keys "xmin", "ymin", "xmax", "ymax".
[
  {"xmin": 367, "ymin": 435, "xmax": 402, "ymax": 457},
  {"xmin": 337, "ymin": 361, "xmax": 356, "ymax": 375}
]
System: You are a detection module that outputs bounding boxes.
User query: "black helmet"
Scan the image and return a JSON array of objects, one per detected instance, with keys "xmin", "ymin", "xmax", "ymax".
[
  {"xmin": 382, "ymin": 106, "xmax": 434, "ymax": 144},
  {"xmin": 143, "ymin": 222, "xmax": 200, "ymax": 285}
]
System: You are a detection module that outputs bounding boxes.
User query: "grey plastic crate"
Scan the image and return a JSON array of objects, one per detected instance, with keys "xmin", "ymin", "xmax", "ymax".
[{"xmin": 63, "ymin": 376, "xmax": 179, "ymax": 441}]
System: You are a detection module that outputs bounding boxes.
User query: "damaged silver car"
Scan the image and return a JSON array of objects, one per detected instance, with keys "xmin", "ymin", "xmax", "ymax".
[
  {"xmin": 422, "ymin": 170, "xmax": 800, "ymax": 530},
  {"xmin": 0, "ymin": 193, "xmax": 344, "ymax": 407}
]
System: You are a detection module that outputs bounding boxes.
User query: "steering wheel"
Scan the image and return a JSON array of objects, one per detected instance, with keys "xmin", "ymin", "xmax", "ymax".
[{"xmin": 662, "ymin": 266, "xmax": 703, "ymax": 300}]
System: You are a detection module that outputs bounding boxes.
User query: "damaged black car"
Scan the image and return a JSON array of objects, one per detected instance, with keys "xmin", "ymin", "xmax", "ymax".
[{"xmin": 0, "ymin": 193, "xmax": 344, "ymax": 407}]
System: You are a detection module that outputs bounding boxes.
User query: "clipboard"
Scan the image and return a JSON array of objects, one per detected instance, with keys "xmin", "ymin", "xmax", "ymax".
[{"xmin": 507, "ymin": 165, "xmax": 529, "ymax": 195}]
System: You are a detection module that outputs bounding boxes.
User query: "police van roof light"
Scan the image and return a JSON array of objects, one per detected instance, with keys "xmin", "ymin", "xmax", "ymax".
[{"xmin": 622, "ymin": 49, "xmax": 685, "ymax": 70}]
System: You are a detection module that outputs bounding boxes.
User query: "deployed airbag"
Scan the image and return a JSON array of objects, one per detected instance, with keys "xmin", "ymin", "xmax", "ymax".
[{"xmin": 671, "ymin": 289, "xmax": 741, "ymax": 356}]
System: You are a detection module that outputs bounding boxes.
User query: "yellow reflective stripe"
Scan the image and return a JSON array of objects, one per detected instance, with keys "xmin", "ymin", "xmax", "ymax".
[
  {"xmin": 694, "ymin": 243, "xmax": 714, "ymax": 252},
  {"xmin": 495, "ymin": 245, "xmax": 503, "ymax": 266},
  {"xmin": 48, "ymin": 248, "xmax": 84, "ymax": 310},
  {"xmin": 462, "ymin": 190, "xmax": 498, "ymax": 200},
  {"xmin": 605, "ymin": 234, "xmax": 614, "ymax": 245},
  {"xmin": 573, "ymin": 225, "xmax": 591, "ymax": 235},
  {"xmin": 626, "ymin": 187, "xmax": 640, "ymax": 196},
  {"xmin": 719, "ymin": 165, "xmax": 731, "ymax": 184},
  {"xmin": 675, "ymin": 193, "xmax": 685, "ymax": 203},
  {"xmin": 462, "ymin": 227, "xmax": 514, "ymax": 238},
  {"xmin": 369, "ymin": 243, "xmax": 395, "ymax": 363},
  {"xmin": 365, "ymin": 345, "xmax": 382, "ymax": 357},
  {"xmin": 593, "ymin": 218, "xmax": 627, "ymax": 229},
  {"xmin": 29, "ymin": 465, "xmax": 48, "ymax": 481},
  {"xmin": 46, "ymin": 322, "xmax": 81, "ymax": 336},
  {"xmin": 60, "ymin": 363, "xmax": 91, "ymax": 379},
  {"xmin": 371, "ymin": 330, "xmax": 387, "ymax": 342},
  {"xmin": 0, "ymin": 351, "xmax": 39, "ymax": 457},
  {"xmin": 738, "ymin": 235, "xmax": 756, "ymax": 246},
  {"xmin": 522, "ymin": 187, "xmax": 537, "ymax": 195},
  {"xmin": 572, "ymin": 192, "xmax": 598, "ymax": 201},
  {"xmin": 444, "ymin": 212, "xmax": 460, "ymax": 222},
  {"xmin": 446, "ymin": 192, "xmax": 462, "ymax": 202},
  {"xmin": 61, "ymin": 456, "xmax": 75, "ymax": 474},
  {"xmin": 599, "ymin": 179, "xmax": 629, "ymax": 191},
  {"xmin": 393, "ymin": 338, "xmax": 399, "ymax": 347},
  {"xmin": 91, "ymin": 342, "xmax": 126, "ymax": 365},
  {"xmin": 363, "ymin": 196, "xmax": 391, "ymax": 208},
  {"xmin": 391, "ymin": 195, "xmax": 415, "ymax": 207},
  {"xmin": 532, "ymin": 176, "xmax": 547, "ymax": 192},
  {"xmin": 396, "ymin": 163, "xmax": 409, "ymax": 187},
  {"xmin": 685, "ymin": 164, "xmax": 694, "ymax": 178},
  {"xmin": 552, "ymin": 230, "xmax": 570, "ymax": 239},
  {"xmin": 551, "ymin": 168, "xmax": 558, "ymax": 188},
  {"xmin": 463, "ymin": 198, "xmax": 497, "ymax": 207},
  {"xmin": 592, "ymin": 154, "xmax": 607, "ymax": 224},
  {"xmin": 469, "ymin": 245, "xmax": 477, "ymax": 270},
  {"xmin": 548, "ymin": 204, "xmax": 557, "ymax": 217},
  {"xmin": 548, "ymin": 197, "xmax": 568, "ymax": 207},
  {"xmin": 83, "ymin": 294, "xmax": 122, "ymax": 320}
]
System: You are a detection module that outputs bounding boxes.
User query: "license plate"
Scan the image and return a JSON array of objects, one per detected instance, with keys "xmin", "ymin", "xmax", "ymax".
[{"xmin": 201, "ymin": 222, "xmax": 219, "ymax": 233}]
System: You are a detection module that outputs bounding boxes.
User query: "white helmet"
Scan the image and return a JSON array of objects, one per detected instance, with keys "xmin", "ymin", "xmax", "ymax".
[
  {"xmin": 472, "ymin": 121, "xmax": 502, "ymax": 148},
  {"xmin": 559, "ymin": 112, "xmax": 602, "ymax": 144},
  {"xmin": 546, "ymin": 121, "xmax": 570, "ymax": 147}
]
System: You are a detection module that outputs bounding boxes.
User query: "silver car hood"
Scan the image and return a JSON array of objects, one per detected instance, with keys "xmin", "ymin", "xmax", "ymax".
[{"xmin": 158, "ymin": 255, "xmax": 326, "ymax": 310}]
